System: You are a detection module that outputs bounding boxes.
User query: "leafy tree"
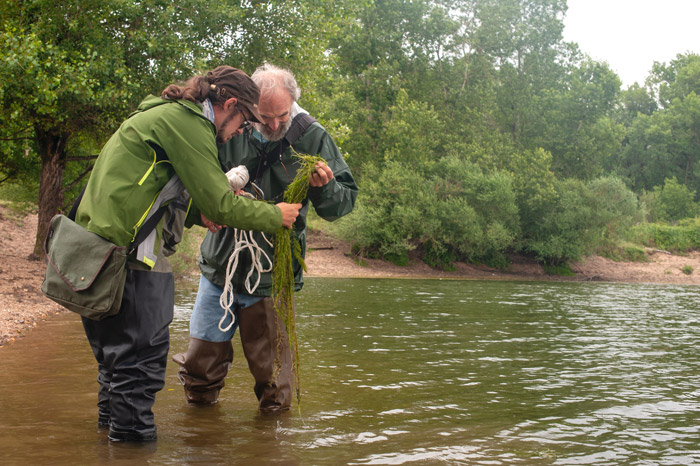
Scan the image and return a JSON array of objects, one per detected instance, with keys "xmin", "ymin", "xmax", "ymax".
[
  {"xmin": 647, "ymin": 53, "xmax": 700, "ymax": 109},
  {"xmin": 647, "ymin": 177, "xmax": 699, "ymax": 222},
  {"xmin": 524, "ymin": 178, "xmax": 596, "ymax": 264},
  {"xmin": 535, "ymin": 59, "xmax": 624, "ymax": 180},
  {"xmin": 619, "ymin": 90, "xmax": 700, "ymax": 194},
  {"xmin": 586, "ymin": 176, "xmax": 644, "ymax": 244},
  {"xmin": 618, "ymin": 83, "xmax": 657, "ymax": 125},
  {"xmin": 0, "ymin": 0, "xmax": 249, "ymax": 257}
]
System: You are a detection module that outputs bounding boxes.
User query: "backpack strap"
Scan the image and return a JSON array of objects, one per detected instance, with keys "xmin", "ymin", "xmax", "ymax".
[{"xmin": 254, "ymin": 113, "xmax": 317, "ymax": 181}]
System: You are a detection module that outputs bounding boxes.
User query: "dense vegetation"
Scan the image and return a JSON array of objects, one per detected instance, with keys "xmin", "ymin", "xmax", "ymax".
[{"xmin": 2, "ymin": 0, "xmax": 700, "ymax": 268}]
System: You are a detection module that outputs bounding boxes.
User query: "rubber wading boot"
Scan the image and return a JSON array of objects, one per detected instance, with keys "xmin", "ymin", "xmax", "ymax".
[
  {"xmin": 238, "ymin": 298, "xmax": 293, "ymax": 411},
  {"xmin": 108, "ymin": 427, "xmax": 157, "ymax": 443},
  {"xmin": 172, "ymin": 338, "xmax": 234, "ymax": 404},
  {"xmin": 97, "ymin": 414, "xmax": 111, "ymax": 429}
]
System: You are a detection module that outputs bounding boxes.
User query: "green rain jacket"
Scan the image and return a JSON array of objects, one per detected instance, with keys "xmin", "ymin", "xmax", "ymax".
[
  {"xmin": 199, "ymin": 117, "xmax": 358, "ymax": 295},
  {"xmin": 76, "ymin": 95, "xmax": 283, "ymax": 268}
]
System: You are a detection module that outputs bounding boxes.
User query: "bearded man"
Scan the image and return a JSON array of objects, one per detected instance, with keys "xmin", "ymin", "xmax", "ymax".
[{"xmin": 173, "ymin": 63, "xmax": 358, "ymax": 411}]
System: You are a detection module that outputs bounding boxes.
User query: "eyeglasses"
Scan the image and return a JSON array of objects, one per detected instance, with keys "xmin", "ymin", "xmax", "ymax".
[{"xmin": 240, "ymin": 110, "xmax": 254, "ymax": 131}]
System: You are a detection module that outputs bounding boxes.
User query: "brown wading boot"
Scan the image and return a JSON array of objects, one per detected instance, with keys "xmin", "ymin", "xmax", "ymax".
[
  {"xmin": 238, "ymin": 297, "xmax": 293, "ymax": 412},
  {"xmin": 172, "ymin": 338, "xmax": 233, "ymax": 404}
]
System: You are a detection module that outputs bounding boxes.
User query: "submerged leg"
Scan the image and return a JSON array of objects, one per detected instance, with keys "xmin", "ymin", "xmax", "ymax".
[
  {"xmin": 172, "ymin": 338, "xmax": 234, "ymax": 404},
  {"xmin": 82, "ymin": 268, "xmax": 174, "ymax": 442},
  {"xmin": 238, "ymin": 297, "xmax": 293, "ymax": 411}
]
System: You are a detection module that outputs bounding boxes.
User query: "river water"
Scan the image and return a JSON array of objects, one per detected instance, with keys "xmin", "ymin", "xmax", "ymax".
[{"xmin": 0, "ymin": 278, "xmax": 698, "ymax": 465}]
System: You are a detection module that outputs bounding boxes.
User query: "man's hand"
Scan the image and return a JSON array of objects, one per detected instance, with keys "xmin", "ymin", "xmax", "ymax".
[
  {"xmin": 276, "ymin": 203, "xmax": 302, "ymax": 229},
  {"xmin": 309, "ymin": 161, "xmax": 334, "ymax": 187},
  {"xmin": 201, "ymin": 214, "xmax": 224, "ymax": 233}
]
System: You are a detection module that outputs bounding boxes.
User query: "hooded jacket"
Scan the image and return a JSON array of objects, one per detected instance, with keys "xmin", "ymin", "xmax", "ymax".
[
  {"xmin": 199, "ymin": 117, "xmax": 358, "ymax": 295},
  {"xmin": 76, "ymin": 95, "xmax": 282, "ymax": 267}
]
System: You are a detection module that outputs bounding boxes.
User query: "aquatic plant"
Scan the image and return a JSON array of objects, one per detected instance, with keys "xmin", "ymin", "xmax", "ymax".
[{"xmin": 272, "ymin": 152, "xmax": 323, "ymax": 404}]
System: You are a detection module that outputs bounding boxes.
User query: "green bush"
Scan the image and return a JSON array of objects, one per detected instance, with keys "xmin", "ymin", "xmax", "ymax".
[
  {"xmin": 645, "ymin": 177, "xmax": 699, "ymax": 222},
  {"xmin": 524, "ymin": 178, "xmax": 595, "ymax": 264},
  {"xmin": 341, "ymin": 157, "xmax": 520, "ymax": 269},
  {"xmin": 627, "ymin": 217, "xmax": 700, "ymax": 252},
  {"xmin": 422, "ymin": 241, "xmax": 457, "ymax": 271},
  {"xmin": 524, "ymin": 176, "xmax": 644, "ymax": 265},
  {"xmin": 339, "ymin": 161, "xmax": 435, "ymax": 260},
  {"xmin": 426, "ymin": 157, "xmax": 519, "ymax": 267},
  {"xmin": 599, "ymin": 243, "xmax": 648, "ymax": 262}
]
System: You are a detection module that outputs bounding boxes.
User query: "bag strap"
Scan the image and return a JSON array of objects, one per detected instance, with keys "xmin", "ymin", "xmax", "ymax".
[
  {"xmin": 67, "ymin": 185, "xmax": 86, "ymax": 221},
  {"xmin": 254, "ymin": 113, "xmax": 317, "ymax": 181}
]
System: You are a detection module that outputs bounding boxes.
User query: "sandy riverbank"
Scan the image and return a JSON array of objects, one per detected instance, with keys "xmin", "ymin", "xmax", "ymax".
[{"xmin": 2, "ymin": 207, "xmax": 699, "ymax": 347}]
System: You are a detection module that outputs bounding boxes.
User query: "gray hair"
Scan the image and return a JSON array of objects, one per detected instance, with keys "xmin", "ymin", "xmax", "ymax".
[{"xmin": 251, "ymin": 63, "xmax": 301, "ymax": 102}]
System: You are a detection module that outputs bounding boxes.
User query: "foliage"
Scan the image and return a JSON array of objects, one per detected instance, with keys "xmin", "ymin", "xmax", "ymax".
[
  {"xmin": 346, "ymin": 157, "xmax": 519, "ymax": 270},
  {"xmin": 627, "ymin": 218, "xmax": 700, "ymax": 253},
  {"xmin": 586, "ymin": 176, "xmax": 646, "ymax": 242},
  {"xmin": 524, "ymin": 178, "xmax": 595, "ymax": 264},
  {"xmin": 0, "ymin": 0, "xmax": 258, "ymax": 256},
  {"xmin": 542, "ymin": 263, "xmax": 575, "ymax": 276},
  {"xmin": 616, "ymin": 55, "xmax": 700, "ymax": 195},
  {"xmin": 6, "ymin": 0, "xmax": 700, "ymax": 268},
  {"xmin": 598, "ymin": 243, "xmax": 648, "ymax": 263},
  {"xmin": 524, "ymin": 176, "xmax": 643, "ymax": 264},
  {"xmin": 644, "ymin": 177, "xmax": 699, "ymax": 222}
]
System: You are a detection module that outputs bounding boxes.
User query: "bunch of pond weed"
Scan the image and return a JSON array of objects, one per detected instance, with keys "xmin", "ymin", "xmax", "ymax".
[{"xmin": 272, "ymin": 152, "xmax": 323, "ymax": 404}]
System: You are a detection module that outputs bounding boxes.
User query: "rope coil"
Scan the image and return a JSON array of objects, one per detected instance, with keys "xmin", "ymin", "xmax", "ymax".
[{"xmin": 217, "ymin": 165, "xmax": 271, "ymax": 332}]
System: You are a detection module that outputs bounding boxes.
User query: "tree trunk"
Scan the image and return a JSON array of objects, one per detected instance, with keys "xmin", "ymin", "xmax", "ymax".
[{"xmin": 32, "ymin": 129, "xmax": 67, "ymax": 260}]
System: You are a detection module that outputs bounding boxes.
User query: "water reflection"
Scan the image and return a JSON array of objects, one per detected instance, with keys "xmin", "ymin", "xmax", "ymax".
[{"xmin": 0, "ymin": 278, "xmax": 698, "ymax": 465}]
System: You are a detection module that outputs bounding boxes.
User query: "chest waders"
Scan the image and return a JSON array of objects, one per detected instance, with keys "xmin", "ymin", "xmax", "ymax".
[{"xmin": 81, "ymin": 171, "xmax": 189, "ymax": 442}]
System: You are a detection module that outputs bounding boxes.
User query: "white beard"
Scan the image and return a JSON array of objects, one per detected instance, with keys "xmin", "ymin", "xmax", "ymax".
[{"xmin": 254, "ymin": 117, "xmax": 292, "ymax": 142}]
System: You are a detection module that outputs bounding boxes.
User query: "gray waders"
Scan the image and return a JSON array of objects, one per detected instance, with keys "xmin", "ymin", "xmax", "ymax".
[
  {"xmin": 173, "ymin": 297, "xmax": 293, "ymax": 411},
  {"xmin": 82, "ymin": 268, "xmax": 174, "ymax": 442}
]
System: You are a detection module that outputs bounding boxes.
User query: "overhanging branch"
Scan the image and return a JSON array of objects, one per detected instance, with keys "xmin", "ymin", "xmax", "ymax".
[{"xmin": 60, "ymin": 164, "xmax": 94, "ymax": 196}]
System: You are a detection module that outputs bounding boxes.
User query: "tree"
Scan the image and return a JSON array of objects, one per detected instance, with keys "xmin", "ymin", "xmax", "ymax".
[
  {"xmin": 618, "ymin": 69, "xmax": 700, "ymax": 194},
  {"xmin": 534, "ymin": 59, "xmax": 623, "ymax": 179},
  {"xmin": 0, "ymin": 1, "xmax": 253, "ymax": 258},
  {"xmin": 648, "ymin": 177, "xmax": 699, "ymax": 222}
]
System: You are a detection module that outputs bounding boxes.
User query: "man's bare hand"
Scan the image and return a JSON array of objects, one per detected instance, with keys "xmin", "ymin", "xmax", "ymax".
[
  {"xmin": 276, "ymin": 202, "xmax": 302, "ymax": 229},
  {"xmin": 309, "ymin": 161, "xmax": 334, "ymax": 187},
  {"xmin": 201, "ymin": 214, "xmax": 224, "ymax": 233}
]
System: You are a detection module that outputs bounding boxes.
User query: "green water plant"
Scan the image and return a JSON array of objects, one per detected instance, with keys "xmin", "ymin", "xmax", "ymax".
[{"xmin": 272, "ymin": 152, "xmax": 324, "ymax": 404}]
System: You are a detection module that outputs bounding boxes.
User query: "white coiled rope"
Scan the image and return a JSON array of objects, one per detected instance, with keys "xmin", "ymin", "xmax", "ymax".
[{"xmin": 218, "ymin": 166, "xmax": 273, "ymax": 332}]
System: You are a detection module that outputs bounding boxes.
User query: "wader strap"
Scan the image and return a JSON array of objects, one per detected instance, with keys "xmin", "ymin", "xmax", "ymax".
[{"xmin": 131, "ymin": 174, "xmax": 187, "ymax": 267}]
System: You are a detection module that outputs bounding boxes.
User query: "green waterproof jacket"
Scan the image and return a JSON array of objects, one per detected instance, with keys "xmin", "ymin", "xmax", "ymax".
[
  {"xmin": 76, "ymin": 95, "xmax": 283, "ymax": 267},
  {"xmin": 199, "ymin": 118, "xmax": 358, "ymax": 295}
]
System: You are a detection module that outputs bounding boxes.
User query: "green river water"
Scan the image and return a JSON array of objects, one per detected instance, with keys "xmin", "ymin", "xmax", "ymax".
[{"xmin": 0, "ymin": 277, "xmax": 698, "ymax": 465}]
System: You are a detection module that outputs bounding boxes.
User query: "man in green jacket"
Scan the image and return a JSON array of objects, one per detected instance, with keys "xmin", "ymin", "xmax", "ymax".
[
  {"xmin": 76, "ymin": 66, "xmax": 301, "ymax": 442},
  {"xmin": 173, "ymin": 63, "xmax": 358, "ymax": 411}
]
